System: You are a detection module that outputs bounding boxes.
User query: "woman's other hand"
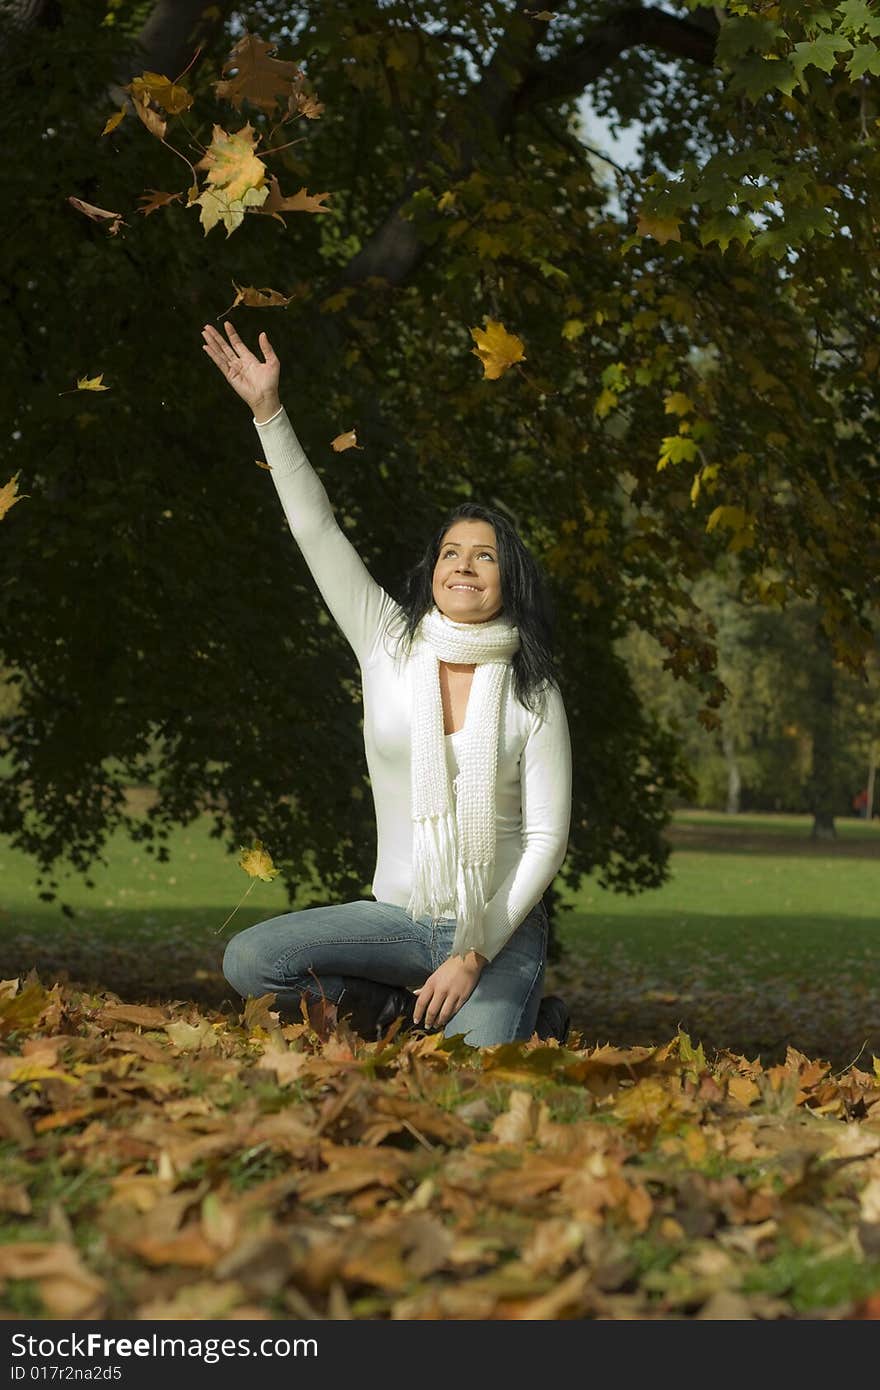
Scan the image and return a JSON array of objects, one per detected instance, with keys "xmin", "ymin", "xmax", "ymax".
[
  {"xmin": 412, "ymin": 950, "xmax": 487, "ymax": 1030},
  {"xmin": 201, "ymin": 321, "xmax": 281, "ymax": 422}
]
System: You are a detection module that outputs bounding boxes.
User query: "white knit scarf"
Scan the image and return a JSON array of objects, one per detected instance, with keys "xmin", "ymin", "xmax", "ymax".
[{"xmin": 405, "ymin": 604, "xmax": 520, "ymax": 958}]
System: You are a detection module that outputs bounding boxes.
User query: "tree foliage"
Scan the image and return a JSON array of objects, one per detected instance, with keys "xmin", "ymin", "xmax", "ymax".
[{"xmin": 1, "ymin": 0, "xmax": 878, "ymax": 916}]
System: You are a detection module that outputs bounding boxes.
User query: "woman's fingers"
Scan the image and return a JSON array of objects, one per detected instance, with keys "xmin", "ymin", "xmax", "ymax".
[{"xmin": 223, "ymin": 319, "xmax": 253, "ymax": 362}]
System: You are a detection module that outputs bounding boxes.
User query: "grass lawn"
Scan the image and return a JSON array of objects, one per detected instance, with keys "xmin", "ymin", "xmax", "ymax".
[{"xmin": 1, "ymin": 807, "xmax": 878, "ymax": 1067}]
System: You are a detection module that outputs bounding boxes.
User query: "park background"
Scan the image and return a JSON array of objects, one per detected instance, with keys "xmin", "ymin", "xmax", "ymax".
[{"xmin": 1, "ymin": 0, "xmax": 880, "ymax": 1321}]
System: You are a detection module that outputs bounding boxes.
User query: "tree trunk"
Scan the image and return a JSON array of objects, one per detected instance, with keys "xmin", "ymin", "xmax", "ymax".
[
  {"xmin": 809, "ymin": 624, "xmax": 836, "ymax": 839},
  {"xmin": 721, "ymin": 727, "xmax": 741, "ymax": 814},
  {"xmin": 867, "ymin": 745, "xmax": 877, "ymax": 822}
]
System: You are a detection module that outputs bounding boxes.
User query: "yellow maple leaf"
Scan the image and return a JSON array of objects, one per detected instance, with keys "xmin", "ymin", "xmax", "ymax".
[
  {"xmin": 470, "ymin": 319, "xmax": 526, "ymax": 380},
  {"xmin": 238, "ymin": 840, "xmax": 280, "ymax": 882},
  {"xmin": 76, "ymin": 374, "xmax": 109, "ymax": 392},
  {"xmin": 224, "ymin": 281, "xmax": 293, "ymax": 313},
  {"xmin": 196, "ymin": 123, "xmax": 267, "ymax": 202},
  {"xmin": 0, "ymin": 473, "xmax": 27, "ymax": 521},
  {"xmin": 663, "ymin": 391, "xmax": 694, "ymax": 416},
  {"xmin": 215, "ymin": 33, "xmax": 302, "ymax": 114},
  {"xmin": 126, "ymin": 71, "xmax": 193, "ymax": 115},
  {"xmin": 331, "ymin": 429, "xmax": 362, "ymax": 452}
]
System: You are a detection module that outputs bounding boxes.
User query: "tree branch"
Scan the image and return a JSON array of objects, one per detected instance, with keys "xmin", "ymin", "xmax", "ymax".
[{"xmin": 330, "ymin": 5, "xmax": 718, "ymax": 292}]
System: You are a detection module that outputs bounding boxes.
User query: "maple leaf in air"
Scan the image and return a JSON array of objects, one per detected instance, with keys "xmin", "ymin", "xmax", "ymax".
[
  {"xmin": 222, "ymin": 281, "xmax": 293, "ymax": 315},
  {"xmin": 129, "ymin": 93, "xmax": 167, "ymax": 141},
  {"xmin": 196, "ymin": 123, "xmax": 267, "ymax": 202},
  {"xmin": 470, "ymin": 319, "xmax": 526, "ymax": 380},
  {"xmin": 215, "ymin": 33, "xmax": 302, "ymax": 114},
  {"xmin": 258, "ymin": 175, "xmax": 331, "ymax": 225},
  {"xmin": 0, "ymin": 473, "xmax": 27, "ymax": 521},
  {"xmin": 67, "ymin": 196, "xmax": 127, "ymax": 236},
  {"xmin": 331, "ymin": 429, "xmax": 362, "ymax": 452},
  {"xmin": 137, "ymin": 189, "xmax": 182, "ymax": 217},
  {"xmin": 76, "ymin": 374, "xmax": 110, "ymax": 392},
  {"xmin": 126, "ymin": 71, "xmax": 194, "ymax": 115},
  {"xmin": 239, "ymin": 840, "xmax": 280, "ymax": 881}
]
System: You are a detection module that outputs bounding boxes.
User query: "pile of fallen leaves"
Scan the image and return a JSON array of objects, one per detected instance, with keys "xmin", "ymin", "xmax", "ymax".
[{"xmin": 3, "ymin": 974, "xmax": 880, "ymax": 1321}]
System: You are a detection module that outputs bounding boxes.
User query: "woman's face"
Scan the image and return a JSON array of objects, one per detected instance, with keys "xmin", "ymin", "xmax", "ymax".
[{"xmin": 431, "ymin": 518, "xmax": 503, "ymax": 624}]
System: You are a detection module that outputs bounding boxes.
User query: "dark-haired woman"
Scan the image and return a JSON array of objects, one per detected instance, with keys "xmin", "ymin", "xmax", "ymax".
[{"xmin": 203, "ymin": 322, "xmax": 572, "ymax": 1046}]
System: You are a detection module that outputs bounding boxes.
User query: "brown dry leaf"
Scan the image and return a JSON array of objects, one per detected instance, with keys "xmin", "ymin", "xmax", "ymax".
[
  {"xmin": 98, "ymin": 1002, "xmax": 169, "ymax": 1028},
  {"xmin": 227, "ymin": 281, "xmax": 293, "ymax": 311},
  {"xmin": 491, "ymin": 1089, "xmax": 549, "ymax": 1145},
  {"xmin": 0, "ymin": 1094, "xmax": 34, "ymax": 1144},
  {"xmin": 255, "ymin": 457, "xmax": 273, "ymax": 470},
  {"xmin": 0, "ymin": 1243, "xmax": 105, "ymax": 1317},
  {"xmin": 0, "ymin": 1181, "xmax": 31, "ymax": 1214},
  {"xmin": 130, "ymin": 92, "xmax": 167, "ymax": 140},
  {"xmin": 67, "ymin": 195, "xmax": 127, "ymax": 235},
  {"xmin": 0, "ymin": 472, "xmax": 27, "ymax": 521},
  {"xmin": 138, "ymin": 188, "xmax": 182, "ymax": 217},
  {"xmin": 131, "ymin": 1224, "xmax": 218, "ymax": 1268},
  {"xmin": 470, "ymin": 318, "xmax": 526, "ymax": 380},
  {"xmin": 137, "ymin": 1278, "xmax": 249, "ymax": 1321},
  {"xmin": 259, "ymin": 175, "xmax": 332, "ymax": 224},
  {"xmin": 126, "ymin": 72, "xmax": 193, "ymax": 115},
  {"xmin": 215, "ymin": 33, "xmax": 302, "ymax": 114},
  {"xmin": 331, "ymin": 428, "xmax": 361, "ymax": 453}
]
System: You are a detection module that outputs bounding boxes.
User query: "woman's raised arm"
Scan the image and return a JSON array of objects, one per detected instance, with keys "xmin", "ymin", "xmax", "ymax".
[{"xmin": 202, "ymin": 322, "xmax": 398, "ymax": 666}]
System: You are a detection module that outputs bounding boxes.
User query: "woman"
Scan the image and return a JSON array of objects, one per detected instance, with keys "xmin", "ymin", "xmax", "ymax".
[{"xmin": 203, "ymin": 321, "xmax": 572, "ymax": 1047}]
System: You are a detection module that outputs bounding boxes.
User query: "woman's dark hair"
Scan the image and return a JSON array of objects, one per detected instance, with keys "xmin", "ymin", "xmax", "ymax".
[{"xmin": 389, "ymin": 502, "xmax": 560, "ymax": 715}]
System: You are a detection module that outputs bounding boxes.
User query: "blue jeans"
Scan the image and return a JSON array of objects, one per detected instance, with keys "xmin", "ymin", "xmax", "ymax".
[{"xmin": 222, "ymin": 898, "xmax": 548, "ymax": 1047}]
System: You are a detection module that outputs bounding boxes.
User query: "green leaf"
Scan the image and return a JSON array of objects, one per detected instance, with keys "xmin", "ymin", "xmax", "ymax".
[
  {"xmin": 790, "ymin": 34, "xmax": 854, "ymax": 80},
  {"xmin": 846, "ymin": 41, "xmax": 880, "ymax": 77},
  {"xmin": 699, "ymin": 210, "xmax": 754, "ymax": 252},
  {"xmin": 727, "ymin": 55, "xmax": 799, "ymax": 101}
]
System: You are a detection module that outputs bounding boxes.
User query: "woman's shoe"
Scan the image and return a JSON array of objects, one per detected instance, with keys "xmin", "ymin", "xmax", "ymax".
[
  {"xmin": 337, "ymin": 977, "xmax": 416, "ymax": 1040},
  {"xmin": 535, "ymin": 994, "xmax": 570, "ymax": 1044}
]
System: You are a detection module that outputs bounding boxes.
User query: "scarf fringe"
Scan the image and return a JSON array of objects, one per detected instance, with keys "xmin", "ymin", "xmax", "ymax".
[
  {"xmin": 450, "ymin": 859, "xmax": 493, "ymax": 959},
  {"xmin": 406, "ymin": 811, "xmax": 458, "ymax": 921}
]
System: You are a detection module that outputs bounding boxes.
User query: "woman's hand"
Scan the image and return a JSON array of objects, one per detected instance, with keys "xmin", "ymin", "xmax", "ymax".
[
  {"xmin": 201, "ymin": 321, "xmax": 281, "ymax": 421},
  {"xmin": 413, "ymin": 950, "xmax": 487, "ymax": 1030}
]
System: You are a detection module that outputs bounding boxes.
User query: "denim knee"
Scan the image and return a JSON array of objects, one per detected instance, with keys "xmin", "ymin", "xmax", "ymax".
[{"xmin": 222, "ymin": 931, "xmax": 263, "ymax": 999}]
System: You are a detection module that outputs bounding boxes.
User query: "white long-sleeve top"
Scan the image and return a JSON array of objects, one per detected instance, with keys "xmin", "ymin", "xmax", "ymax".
[{"xmin": 256, "ymin": 406, "xmax": 572, "ymax": 962}]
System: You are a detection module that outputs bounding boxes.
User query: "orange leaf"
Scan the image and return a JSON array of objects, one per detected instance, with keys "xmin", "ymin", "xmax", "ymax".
[
  {"xmin": 259, "ymin": 175, "xmax": 332, "ymax": 223},
  {"xmin": 138, "ymin": 189, "xmax": 182, "ymax": 216},
  {"xmin": 331, "ymin": 429, "xmax": 362, "ymax": 452}
]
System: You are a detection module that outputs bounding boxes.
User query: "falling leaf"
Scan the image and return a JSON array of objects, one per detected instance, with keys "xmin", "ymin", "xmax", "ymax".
[
  {"xmin": 137, "ymin": 189, "xmax": 182, "ymax": 217},
  {"xmin": 130, "ymin": 93, "xmax": 167, "ymax": 141},
  {"xmin": 0, "ymin": 472, "xmax": 27, "ymax": 521},
  {"xmin": 331, "ymin": 429, "xmax": 362, "ymax": 452},
  {"xmin": 255, "ymin": 458, "xmax": 273, "ymax": 470},
  {"xmin": 76, "ymin": 374, "xmax": 109, "ymax": 392},
  {"xmin": 215, "ymin": 33, "xmax": 303, "ymax": 114},
  {"xmin": 101, "ymin": 106, "xmax": 126, "ymax": 136},
  {"xmin": 238, "ymin": 839, "xmax": 280, "ymax": 882},
  {"xmin": 470, "ymin": 319, "xmax": 526, "ymax": 380},
  {"xmin": 67, "ymin": 196, "xmax": 127, "ymax": 235},
  {"xmin": 525, "ymin": 9, "xmax": 558, "ymax": 19},
  {"xmin": 197, "ymin": 123, "xmax": 267, "ymax": 201},
  {"xmin": 258, "ymin": 175, "xmax": 332, "ymax": 224},
  {"xmin": 126, "ymin": 72, "xmax": 194, "ymax": 115},
  {"xmin": 224, "ymin": 281, "xmax": 294, "ymax": 314},
  {"xmin": 194, "ymin": 184, "xmax": 268, "ymax": 238}
]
